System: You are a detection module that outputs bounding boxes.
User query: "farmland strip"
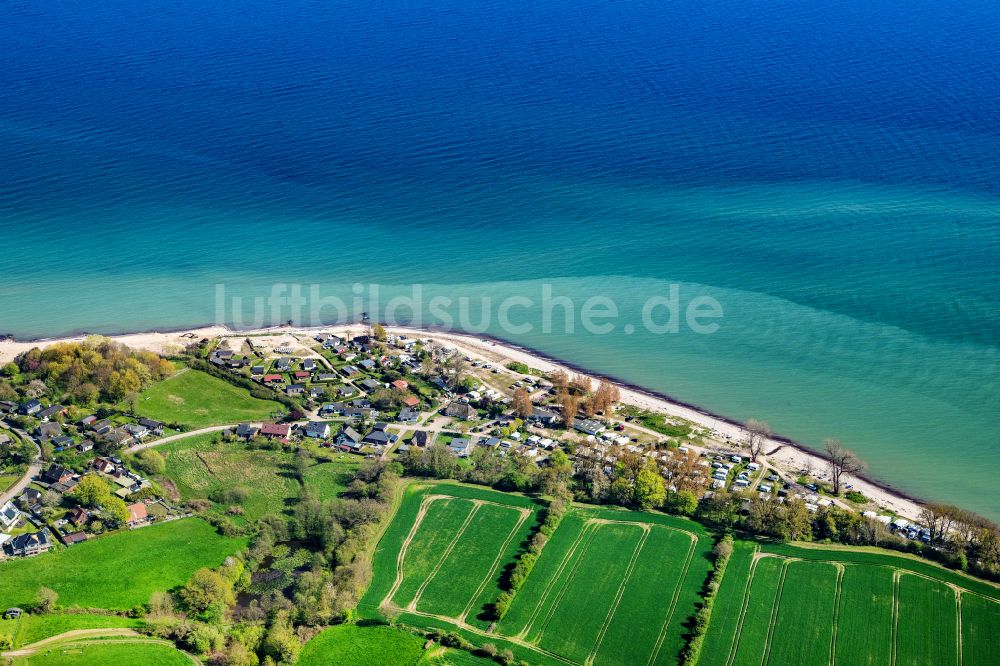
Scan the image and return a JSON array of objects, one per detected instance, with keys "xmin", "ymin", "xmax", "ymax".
[
  {"xmin": 647, "ymin": 532, "xmax": 698, "ymax": 666},
  {"xmin": 409, "ymin": 501, "xmax": 482, "ymax": 610},
  {"xmin": 586, "ymin": 525, "xmax": 651, "ymax": 664}
]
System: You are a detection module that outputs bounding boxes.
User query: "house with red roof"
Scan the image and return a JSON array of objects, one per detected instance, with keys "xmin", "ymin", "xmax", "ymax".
[
  {"xmin": 261, "ymin": 423, "xmax": 290, "ymax": 439},
  {"xmin": 126, "ymin": 503, "xmax": 149, "ymax": 527}
]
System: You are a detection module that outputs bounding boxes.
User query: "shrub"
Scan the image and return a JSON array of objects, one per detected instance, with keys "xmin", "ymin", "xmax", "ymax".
[{"xmin": 680, "ymin": 535, "xmax": 733, "ymax": 665}]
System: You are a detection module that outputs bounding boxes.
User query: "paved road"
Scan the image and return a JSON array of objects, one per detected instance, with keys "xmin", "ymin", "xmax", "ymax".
[{"xmin": 0, "ymin": 424, "xmax": 42, "ymax": 505}]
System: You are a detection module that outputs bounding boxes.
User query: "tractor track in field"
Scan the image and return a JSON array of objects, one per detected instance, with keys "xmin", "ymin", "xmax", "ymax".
[
  {"xmin": 517, "ymin": 520, "xmax": 597, "ymax": 640},
  {"xmin": 382, "ymin": 493, "xmax": 437, "ymax": 611},
  {"xmin": 647, "ymin": 531, "xmax": 699, "ymax": 666},
  {"xmin": 890, "ymin": 569, "xmax": 902, "ymax": 666},
  {"xmin": 459, "ymin": 506, "xmax": 533, "ymax": 624},
  {"xmin": 956, "ymin": 590, "xmax": 963, "ymax": 666},
  {"xmin": 408, "ymin": 501, "xmax": 482, "ymax": 611},
  {"xmin": 532, "ymin": 522, "xmax": 602, "ymax": 645},
  {"xmin": 828, "ymin": 563, "xmax": 845, "ymax": 666},
  {"xmin": 586, "ymin": 524, "xmax": 651, "ymax": 665},
  {"xmin": 724, "ymin": 547, "xmax": 764, "ymax": 666},
  {"xmin": 759, "ymin": 558, "xmax": 791, "ymax": 666},
  {"xmin": 388, "ymin": 604, "xmax": 577, "ymax": 665}
]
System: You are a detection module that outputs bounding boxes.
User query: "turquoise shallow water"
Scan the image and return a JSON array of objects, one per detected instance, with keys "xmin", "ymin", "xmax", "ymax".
[{"xmin": 1, "ymin": 0, "xmax": 999, "ymax": 517}]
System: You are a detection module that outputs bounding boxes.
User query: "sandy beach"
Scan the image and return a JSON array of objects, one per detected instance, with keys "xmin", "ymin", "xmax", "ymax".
[{"xmin": 0, "ymin": 323, "xmax": 925, "ymax": 520}]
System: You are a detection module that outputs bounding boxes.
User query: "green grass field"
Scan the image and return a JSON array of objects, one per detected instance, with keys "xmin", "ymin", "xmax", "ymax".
[
  {"xmin": 158, "ymin": 434, "xmax": 362, "ymax": 520},
  {"xmin": 697, "ymin": 542, "xmax": 1000, "ymax": 666},
  {"xmin": 303, "ymin": 455, "xmax": 364, "ymax": 500},
  {"xmin": 12, "ymin": 639, "xmax": 191, "ymax": 665},
  {"xmin": 359, "ymin": 482, "xmax": 711, "ymax": 666},
  {"xmin": 298, "ymin": 624, "xmax": 496, "ymax": 666},
  {"xmin": 137, "ymin": 368, "xmax": 281, "ymax": 427},
  {"xmin": 0, "ymin": 518, "xmax": 245, "ymax": 610},
  {"xmin": 14, "ymin": 614, "xmax": 143, "ymax": 648},
  {"xmin": 158, "ymin": 433, "xmax": 299, "ymax": 520}
]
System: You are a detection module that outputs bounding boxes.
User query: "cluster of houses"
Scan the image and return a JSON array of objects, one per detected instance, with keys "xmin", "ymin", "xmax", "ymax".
[
  {"xmin": 0, "ymin": 398, "xmax": 166, "ymax": 456},
  {"xmin": 209, "ymin": 334, "xmax": 432, "ymax": 418},
  {"xmin": 0, "ymin": 456, "xmax": 164, "ymax": 560}
]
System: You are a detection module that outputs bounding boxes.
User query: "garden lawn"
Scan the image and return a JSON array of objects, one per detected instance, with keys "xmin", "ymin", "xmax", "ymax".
[
  {"xmin": 137, "ymin": 368, "xmax": 281, "ymax": 427},
  {"xmin": 0, "ymin": 518, "xmax": 245, "ymax": 610},
  {"xmin": 13, "ymin": 640, "xmax": 190, "ymax": 665},
  {"xmin": 0, "ymin": 473, "xmax": 20, "ymax": 493}
]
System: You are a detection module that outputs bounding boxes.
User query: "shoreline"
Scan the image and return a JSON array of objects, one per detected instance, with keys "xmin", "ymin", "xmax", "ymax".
[{"xmin": 0, "ymin": 321, "xmax": 926, "ymax": 520}]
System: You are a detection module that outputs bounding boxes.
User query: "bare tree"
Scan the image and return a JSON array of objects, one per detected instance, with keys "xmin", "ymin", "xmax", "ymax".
[
  {"xmin": 570, "ymin": 374, "xmax": 592, "ymax": 396},
  {"xmin": 591, "ymin": 379, "xmax": 621, "ymax": 415},
  {"xmin": 512, "ymin": 389, "xmax": 533, "ymax": 419},
  {"xmin": 559, "ymin": 393, "xmax": 580, "ymax": 428},
  {"xmin": 824, "ymin": 438, "xmax": 864, "ymax": 495},
  {"xmin": 550, "ymin": 370, "xmax": 569, "ymax": 394},
  {"xmin": 744, "ymin": 419, "xmax": 772, "ymax": 462}
]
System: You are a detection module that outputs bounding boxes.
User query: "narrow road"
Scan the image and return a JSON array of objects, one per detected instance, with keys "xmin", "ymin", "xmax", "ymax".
[
  {"xmin": 0, "ymin": 424, "xmax": 42, "ymax": 505},
  {"xmin": 1, "ymin": 628, "xmax": 139, "ymax": 657},
  {"xmin": 125, "ymin": 424, "xmax": 236, "ymax": 453}
]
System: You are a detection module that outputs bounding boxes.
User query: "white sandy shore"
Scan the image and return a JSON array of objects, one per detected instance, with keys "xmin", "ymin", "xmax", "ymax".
[{"xmin": 0, "ymin": 323, "xmax": 924, "ymax": 520}]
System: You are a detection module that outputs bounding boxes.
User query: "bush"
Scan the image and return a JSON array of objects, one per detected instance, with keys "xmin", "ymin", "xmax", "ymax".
[
  {"xmin": 680, "ymin": 535, "xmax": 733, "ymax": 665},
  {"xmin": 34, "ymin": 586, "xmax": 59, "ymax": 613}
]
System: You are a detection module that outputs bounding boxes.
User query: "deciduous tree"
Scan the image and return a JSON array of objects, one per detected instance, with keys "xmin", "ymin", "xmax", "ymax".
[
  {"xmin": 512, "ymin": 389, "xmax": 533, "ymax": 419},
  {"xmin": 744, "ymin": 419, "xmax": 772, "ymax": 462},
  {"xmin": 824, "ymin": 438, "xmax": 864, "ymax": 495}
]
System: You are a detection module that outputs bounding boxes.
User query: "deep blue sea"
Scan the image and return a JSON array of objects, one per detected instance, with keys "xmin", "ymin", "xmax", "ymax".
[{"xmin": 1, "ymin": 0, "xmax": 998, "ymax": 518}]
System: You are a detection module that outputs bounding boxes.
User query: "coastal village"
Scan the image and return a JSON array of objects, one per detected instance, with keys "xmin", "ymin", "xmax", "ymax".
[
  {"xmin": 1, "ymin": 326, "xmax": 934, "ymax": 562},
  {"xmin": 1, "ymin": 325, "xmax": 998, "ymax": 666}
]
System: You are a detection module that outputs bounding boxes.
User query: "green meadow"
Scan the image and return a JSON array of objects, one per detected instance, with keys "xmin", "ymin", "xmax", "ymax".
[
  {"xmin": 298, "ymin": 624, "xmax": 496, "ymax": 666},
  {"xmin": 0, "ymin": 518, "xmax": 244, "ymax": 610},
  {"xmin": 137, "ymin": 368, "xmax": 281, "ymax": 427},
  {"xmin": 157, "ymin": 434, "xmax": 363, "ymax": 521},
  {"xmin": 12, "ymin": 639, "xmax": 191, "ymax": 665}
]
